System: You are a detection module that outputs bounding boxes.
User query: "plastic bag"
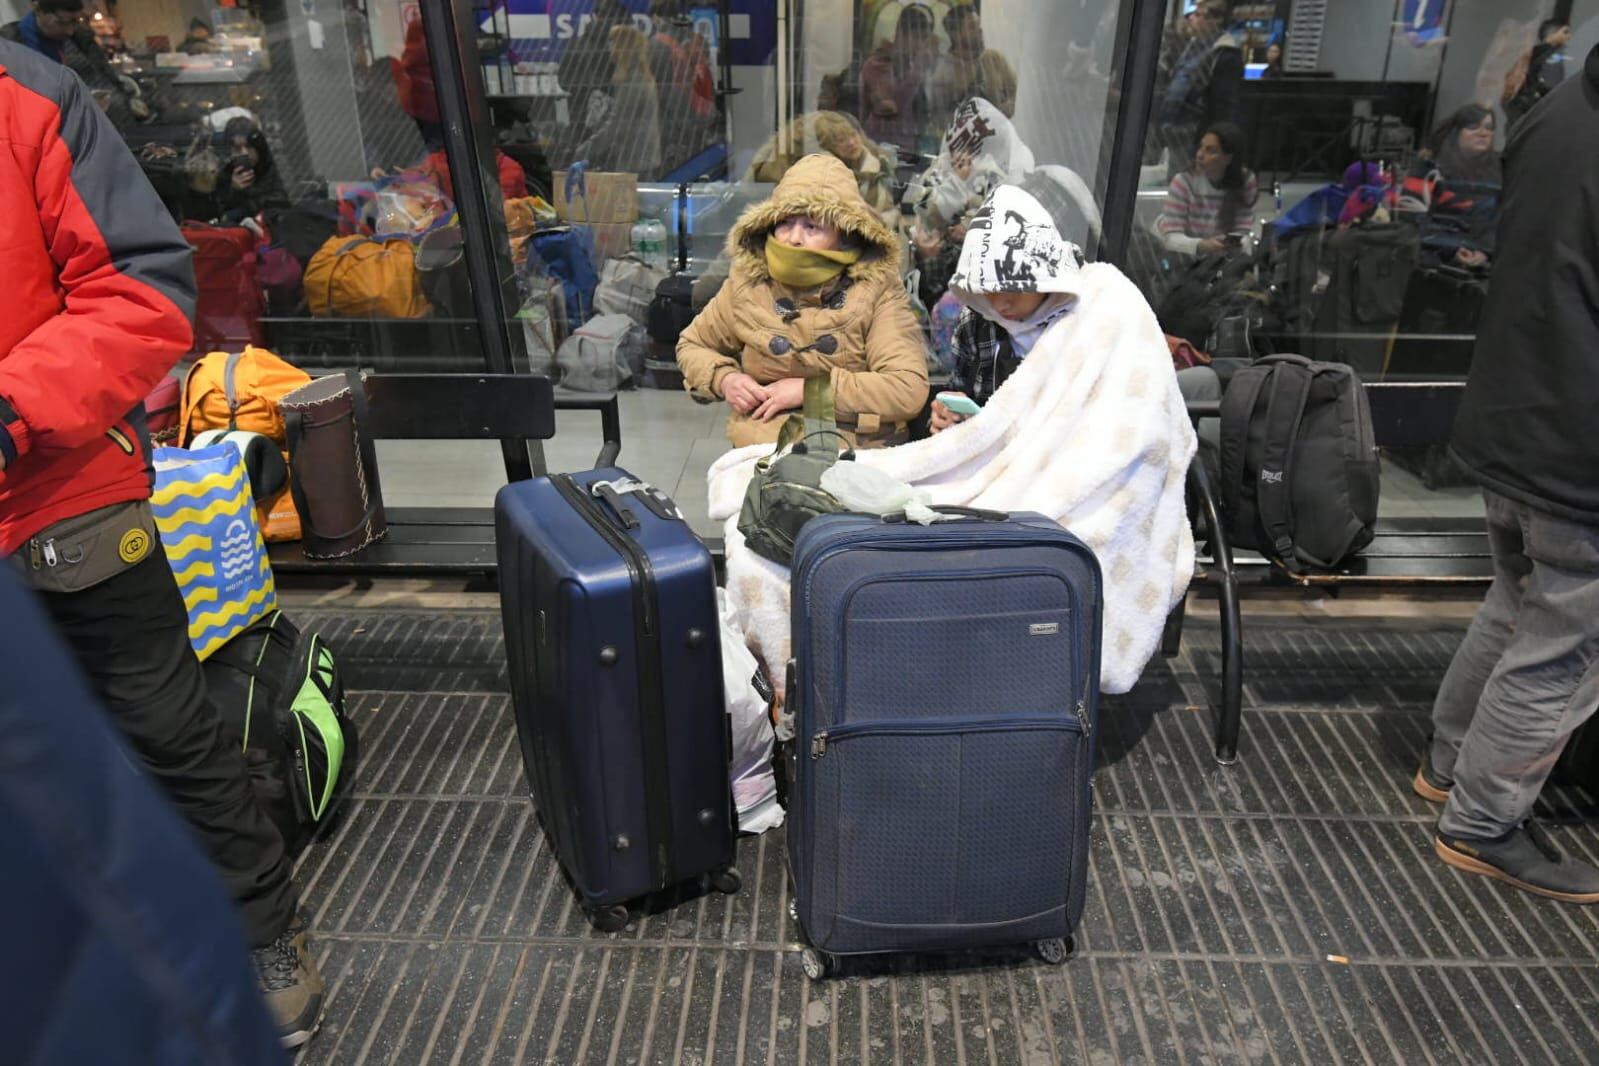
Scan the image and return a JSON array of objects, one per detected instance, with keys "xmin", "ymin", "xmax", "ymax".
[
  {"xmin": 370, "ymin": 178, "xmax": 451, "ymax": 238},
  {"xmin": 819, "ymin": 462, "xmax": 942, "ymax": 524},
  {"xmin": 594, "ymin": 256, "xmax": 666, "ymax": 325},
  {"xmin": 719, "ymin": 593, "xmax": 782, "ymax": 834},
  {"xmin": 555, "ymin": 312, "xmax": 634, "ymax": 391},
  {"xmin": 931, "ymin": 290, "xmax": 965, "ymax": 369},
  {"xmin": 903, "ymin": 268, "xmax": 950, "ymax": 377}
]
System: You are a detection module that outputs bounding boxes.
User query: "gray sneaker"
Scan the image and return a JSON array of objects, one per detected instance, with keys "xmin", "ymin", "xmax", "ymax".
[
  {"xmin": 252, "ymin": 916, "xmax": 325, "ymax": 1048},
  {"xmin": 1435, "ymin": 821, "xmax": 1599, "ymax": 904}
]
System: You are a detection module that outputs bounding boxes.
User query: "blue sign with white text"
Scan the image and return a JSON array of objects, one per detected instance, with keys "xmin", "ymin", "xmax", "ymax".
[{"xmin": 480, "ymin": 0, "xmax": 774, "ymax": 67}]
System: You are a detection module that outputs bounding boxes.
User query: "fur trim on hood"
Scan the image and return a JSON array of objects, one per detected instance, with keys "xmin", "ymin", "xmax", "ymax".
[
  {"xmin": 728, "ymin": 153, "xmax": 903, "ymax": 286},
  {"xmin": 950, "ymin": 185, "xmax": 1085, "ymax": 322}
]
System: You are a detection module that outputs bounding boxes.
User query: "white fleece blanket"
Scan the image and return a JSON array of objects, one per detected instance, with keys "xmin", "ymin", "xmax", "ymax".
[{"xmin": 708, "ymin": 263, "xmax": 1197, "ymax": 694}]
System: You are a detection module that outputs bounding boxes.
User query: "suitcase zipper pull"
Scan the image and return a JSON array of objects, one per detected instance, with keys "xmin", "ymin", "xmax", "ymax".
[
  {"xmin": 42, "ymin": 539, "xmax": 59, "ymax": 567},
  {"xmin": 28, "ymin": 538, "xmax": 42, "ymax": 570},
  {"xmin": 811, "ymin": 731, "xmax": 828, "ymax": 759}
]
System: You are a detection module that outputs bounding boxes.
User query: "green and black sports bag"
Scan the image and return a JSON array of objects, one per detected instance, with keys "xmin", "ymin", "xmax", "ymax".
[{"xmin": 203, "ymin": 610, "xmax": 357, "ymax": 855}]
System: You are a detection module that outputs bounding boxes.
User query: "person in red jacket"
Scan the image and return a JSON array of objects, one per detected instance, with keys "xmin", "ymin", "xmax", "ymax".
[
  {"xmin": 394, "ymin": 17, "xmax": 440, "ymax": 146},
  {"xmin": 420, "ymin": 146, "xmax": 528, "ymax": 202},
  {"xmin": 0, "ymin": 40, "xmax": 324, "ymax": 1047}
]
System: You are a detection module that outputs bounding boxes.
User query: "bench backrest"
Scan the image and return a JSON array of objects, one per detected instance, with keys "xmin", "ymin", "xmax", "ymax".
[
  {"xmin": 1363, "ymin": 381, "xmax": 1465, "ymax": 450},
  {"xmin": 358, "ymin": 374, "xmax": 555, "ymax": 441}
]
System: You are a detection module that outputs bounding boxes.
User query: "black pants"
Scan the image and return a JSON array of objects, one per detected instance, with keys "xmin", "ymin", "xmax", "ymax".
[{"xmin": 38, "ymin": 551, "xmax": 297, "ymax": 947}]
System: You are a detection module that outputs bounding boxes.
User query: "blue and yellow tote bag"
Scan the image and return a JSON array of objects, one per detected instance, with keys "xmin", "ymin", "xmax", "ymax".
[{"xmin": 151, "ymin": 444, "xmax": 277, "ymax": 661}]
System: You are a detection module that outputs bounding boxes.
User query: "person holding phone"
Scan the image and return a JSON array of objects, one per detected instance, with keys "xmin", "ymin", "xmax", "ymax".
[
  {"xmin": 930, "ymin": 184, "xmax": 1083, "ymax": 433},
  {"xmin": 206, "ymin": 116, "xmax": 285, "ymax": 223},
  {"xmin": 1153, "ymin": 121, "xmax": 1258, "ymax": 257}
]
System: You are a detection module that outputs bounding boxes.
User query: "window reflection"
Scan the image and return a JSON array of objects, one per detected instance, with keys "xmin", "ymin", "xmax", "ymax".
[{"xmin": 1126, "ymin": 0, "xmax": 1563, "ymax": 515}]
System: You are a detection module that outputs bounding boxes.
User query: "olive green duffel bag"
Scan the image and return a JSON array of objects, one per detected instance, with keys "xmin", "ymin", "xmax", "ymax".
[{"xmin": 737, "ymin": 378, "xmax": 858, "ymax": 567}]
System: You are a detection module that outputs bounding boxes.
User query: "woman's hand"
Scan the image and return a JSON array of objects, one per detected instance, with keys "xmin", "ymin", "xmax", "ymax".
[
  {"xmin": 1197, "ymin": 236, "xmax": 1228, "ymax": 255},
  {"xmin": 231, "ymin": 168, "xmax": 255, "ymax": 191},
  {"xmin": 929, "ymin": 400, "xmax": 966, "ymax": 434},
  {"xmin": 721, "ymin": 373, "xmax": 768, "ymax": 415},
  {"xmin": 1455, "ymin": 247, "xmax": 1489, "ymax": 269},
  {"xmin": 752, "ymin": 377, "xmax": 807, "ymax": 422}
]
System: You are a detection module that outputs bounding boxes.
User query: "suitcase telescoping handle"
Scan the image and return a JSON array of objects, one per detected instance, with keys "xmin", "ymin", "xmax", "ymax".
[{"xmin": 881, "ymin": 505, "xmax": 1010, "ymax": 524}]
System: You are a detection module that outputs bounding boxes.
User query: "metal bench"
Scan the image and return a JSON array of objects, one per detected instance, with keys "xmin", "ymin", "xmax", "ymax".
[
  {"xmin": 1177, "ymin": 380, "xmax": 1488, "ymax": 765},
  {"xmin": 268, "ymin": 373, "xmax": 619, "ymax": 577}
]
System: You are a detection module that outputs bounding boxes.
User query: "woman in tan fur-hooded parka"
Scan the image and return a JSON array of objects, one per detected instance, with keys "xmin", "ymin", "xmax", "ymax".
[{"xmin": 676, "ymin": 153, "xmax": 929, "ymax": 449}]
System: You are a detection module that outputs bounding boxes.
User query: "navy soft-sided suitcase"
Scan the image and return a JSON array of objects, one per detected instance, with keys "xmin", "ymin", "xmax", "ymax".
[
  {"xmin": 785, "ymin": 508, "xmax": 1101, "ymax": 977},
  {"xmin": 495, "ymin": 469, "xmax": 741, "ymax": 931}
]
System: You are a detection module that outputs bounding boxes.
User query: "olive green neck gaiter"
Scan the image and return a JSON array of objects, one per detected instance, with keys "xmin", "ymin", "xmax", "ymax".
[{"xmin": 764, "ymin": 236, "xmax": 862, "ymax": 289}]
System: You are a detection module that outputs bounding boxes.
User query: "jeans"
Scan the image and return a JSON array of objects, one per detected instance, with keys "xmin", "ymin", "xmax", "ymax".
[
  {"xmin": 1430, "ymin": 490, "xmax": 1599, "ymax": 839},
  {"xmin": 37, "ymin": 549, "xmax": 298, "ymax": 946}
]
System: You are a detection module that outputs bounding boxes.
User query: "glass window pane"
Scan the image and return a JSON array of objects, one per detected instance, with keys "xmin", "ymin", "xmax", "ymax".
[
  {"xmin": 84, "ymin": 0, "xmax": 511, "ymax": 505},
  {"xmin": 1121, "ymin": 0, "xmax": 1524, "ymax": 523},
  {"xmin": 467, "ymin": 0, "xmax": 1137, "ymax": 536}
]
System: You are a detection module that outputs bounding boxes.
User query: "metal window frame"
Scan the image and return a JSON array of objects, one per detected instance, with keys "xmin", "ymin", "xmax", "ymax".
[
  {"xmin": 1097, "ymin": 0, "xmax": 1171, "ymax": 270},
  {"xmin": 422, "ymin": 0, "xmax": 535, "ymax": 482}
]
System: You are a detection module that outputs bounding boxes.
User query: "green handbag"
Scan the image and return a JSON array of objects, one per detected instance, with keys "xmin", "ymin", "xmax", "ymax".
[{"xmin": 737, "ymin": 378, "xmax": 857, "ymax": 566}]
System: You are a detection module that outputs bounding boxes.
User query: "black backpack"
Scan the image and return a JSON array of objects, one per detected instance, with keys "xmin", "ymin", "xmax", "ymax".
[
  {"xmin": 1157, "ymin": 251, "xmax": 1263, "ymax": 351},
  {"xmin": 203, "ymin": 611, "xmax": 358, "ymax": 856},
  {"xmin": 646, "ymin": 272, "xmax": 697, "ymax": 346},
  {"xmin": 1218, "ymin": 354, "xmax": 1380, "ymax": 569}
]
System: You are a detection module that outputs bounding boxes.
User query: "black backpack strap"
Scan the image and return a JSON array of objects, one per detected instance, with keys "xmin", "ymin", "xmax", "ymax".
[
  {"xmin": 1218, "ymin": 365, "xmax": 1270, "ymax": 523},
  {"xmin": 1254, "ymin": 361, "xmax": 1316, "ymax": 566},
  {"xmin": 284, "ymin": 406, "xmax": 317, "ymax": 540}
]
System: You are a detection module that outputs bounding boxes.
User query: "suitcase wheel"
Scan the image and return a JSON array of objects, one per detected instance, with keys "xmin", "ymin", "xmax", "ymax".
[
  {"xmin": 800, "ymin": 947, "xmax": 835, "ymax": 981},
  {"xmin": 587, "ymin": 903, "xmax": 630, "ymax": 933},
  {"xmin": 707, "ymin": 866, "xmax": 742, "ymax": 895},
  {"xmin": 1035, "ymin": 937, "xmax": 1074, "ymax": 966}
]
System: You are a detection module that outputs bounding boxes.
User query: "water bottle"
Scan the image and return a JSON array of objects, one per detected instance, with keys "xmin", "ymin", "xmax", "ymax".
[
  {"xmin": 629, "ymin": 218, "xmax": 651, "ymax": 263},
  {"xmin": 645, "ymin": 217, "xmax": 668, "ymax": 271}
]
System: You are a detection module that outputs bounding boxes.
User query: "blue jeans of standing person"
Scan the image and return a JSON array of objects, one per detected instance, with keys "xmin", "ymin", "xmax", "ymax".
[{"xmin": 1430, "ymin": 490, "xmax": 1599, "ymax": 839}]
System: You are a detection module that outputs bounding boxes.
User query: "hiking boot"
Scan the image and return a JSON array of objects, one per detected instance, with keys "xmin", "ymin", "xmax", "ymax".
[
  {"xmin": 1435, "ymin": 821, "xmax": 1599, "ymax": 904},
  {"xmin": 1412, "ymin": 744, "xmax": 1454, "ymax": 804},
  {"xmin": 252, "ymin": 916, "xmax": 324, "ymax": 1048}
]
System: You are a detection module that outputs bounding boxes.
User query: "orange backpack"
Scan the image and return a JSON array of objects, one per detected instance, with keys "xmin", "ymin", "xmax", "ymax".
[
  {"xmin": 304, "ymin": 236, "xmax": 430, "ymax": 319},
  {"xmin": 180, "ymin": 347, "xmax": 312, "ymax": 541}
]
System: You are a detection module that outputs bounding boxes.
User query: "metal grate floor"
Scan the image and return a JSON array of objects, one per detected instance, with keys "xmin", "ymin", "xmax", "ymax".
[{"xmin": 291, "ymin": 609, "xmax": 1599, "ymax": 1065}]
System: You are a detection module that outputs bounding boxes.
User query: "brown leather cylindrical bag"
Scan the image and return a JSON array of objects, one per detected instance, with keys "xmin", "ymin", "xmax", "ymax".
[{"xmin": 280, "ymin": 370, "xmax": 387, "ymax": 559}]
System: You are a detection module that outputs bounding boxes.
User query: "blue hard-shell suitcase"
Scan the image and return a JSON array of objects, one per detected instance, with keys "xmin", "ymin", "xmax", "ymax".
[
  {"xmin": 495, "ymin": 469, "xmax": 740, "ymax": 931},
  {"xmin": 785, "ymin": 508, "xmax": 1101, "ymax": 975}
]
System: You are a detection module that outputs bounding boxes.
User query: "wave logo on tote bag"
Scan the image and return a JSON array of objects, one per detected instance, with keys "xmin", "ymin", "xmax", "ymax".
[{"xmin": 219, "ymin": 518, "xmax": 256, "ymax": 581}]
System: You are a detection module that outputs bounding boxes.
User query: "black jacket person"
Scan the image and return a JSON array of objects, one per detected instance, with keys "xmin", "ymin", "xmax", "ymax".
[{"xmin": 1450, "ymin": 45, "xmax": 1599, "ymax": 523}]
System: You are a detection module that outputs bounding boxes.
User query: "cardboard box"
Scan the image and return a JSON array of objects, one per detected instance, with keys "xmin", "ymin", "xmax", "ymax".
[
  {"xmin": 553, "ymin": 170, "xmax": 639, "ymax": 224},
  {"xmin": 587, "ymin": 222, "xmax": 635, "ymax": 263}
]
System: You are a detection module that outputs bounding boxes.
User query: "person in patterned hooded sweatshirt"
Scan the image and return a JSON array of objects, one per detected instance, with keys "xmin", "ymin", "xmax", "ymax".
[
  {"xmin": 932, "ymin": 183, "xmax": 1083, "ymax": 431},
  {"xmin": 676, "ymin": 153, "xmax": 929, "ymax": 449}
]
